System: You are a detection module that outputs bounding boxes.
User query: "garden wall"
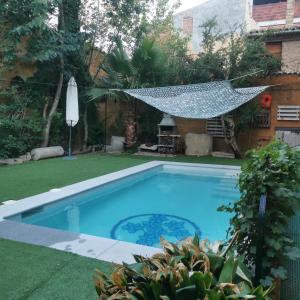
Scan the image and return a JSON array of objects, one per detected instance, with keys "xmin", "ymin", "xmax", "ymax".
[
  {"xmin": 239, "ymin": 74, "xmax": 300, "ymax": 152},
  {"xmin": 95, "ymin": 75, "xmax": 300, "ymax": 154}
]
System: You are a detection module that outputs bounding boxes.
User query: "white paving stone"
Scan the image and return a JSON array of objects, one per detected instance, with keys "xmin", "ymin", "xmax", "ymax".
[
  {"xmin": 98, "ymin": 240, "xmax": 162, "ymax": 264},
  {"xmin": 50, "ymin": 234, "xmax": 118, "ymax": 259}
]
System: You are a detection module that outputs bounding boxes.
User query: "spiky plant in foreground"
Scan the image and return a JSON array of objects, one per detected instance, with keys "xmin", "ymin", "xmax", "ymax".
[{"xmin": 95, "ymin": 235, "xmax": 273, "ymax": 300}]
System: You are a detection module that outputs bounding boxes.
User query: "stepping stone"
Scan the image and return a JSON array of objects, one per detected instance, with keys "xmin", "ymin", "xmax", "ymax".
[
  {"xmin": 2, "ymin": 200, "xmax": 17, "ymax": 205},
  {"xmin": 212, "ymin": 151, "xmax": 235, "ymax": 159},
  {"xmin": 49, "ymin": 188, "xmax": 62, "ymax": 192}
]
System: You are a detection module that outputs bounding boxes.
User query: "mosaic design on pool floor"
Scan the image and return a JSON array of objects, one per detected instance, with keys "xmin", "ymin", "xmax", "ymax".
[{"xmin": 111, "ymin": 214, "xmax": 201, "ymax": 247}]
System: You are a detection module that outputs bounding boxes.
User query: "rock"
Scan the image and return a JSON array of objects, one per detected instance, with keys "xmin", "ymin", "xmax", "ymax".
[
  {"xmin": 31, "ymin": 146, "xmax": 64, "ymax": 161},
  {"xmin": 0, "ymin": 152, "xmax": 31, "ymax": 166},
  {"xmin": 19, "ymin": 152, "xmax": 31, "ymax": 162},
  {"xmin": 139, "ymin": 144, "xmax": 158, "ymax": 152},
  {"xmin": 106, "ymin": 136, "xmax": 125, "ymax": 153},
  {"xmin": 3, "ymin": 158, "xmax": 24, "ymax": 165},
  {"xmin": 212, "ymin": 151, "xmax": 235, "ymax": 159},
  {"xmin": 185, "ymin": 133, "xmax": 212, "ymax": 156}
]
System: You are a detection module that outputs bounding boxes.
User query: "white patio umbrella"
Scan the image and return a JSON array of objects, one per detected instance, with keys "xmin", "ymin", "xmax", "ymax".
[{"xmin": 66, "ymin": 77, "xmax": 79, "ymax": 158}]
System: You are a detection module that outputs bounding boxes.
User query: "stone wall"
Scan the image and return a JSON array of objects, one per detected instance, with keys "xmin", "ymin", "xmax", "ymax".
[
  {"xmin": 0, "ymin": 37, "xmax": 37, "ymax": 89},
  {"xmin": 282, "ymin": 40, "xmax": 300, "ymax": 73}
]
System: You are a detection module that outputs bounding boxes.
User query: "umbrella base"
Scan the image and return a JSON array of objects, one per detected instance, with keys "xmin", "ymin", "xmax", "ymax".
[{"xmin": 63, "ymin": 156, "xmax": 77, "ymax": 160}]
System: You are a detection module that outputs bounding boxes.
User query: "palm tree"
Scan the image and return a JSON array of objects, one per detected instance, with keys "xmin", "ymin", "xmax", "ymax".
[
  {"xmin": 87, "ymin": 38, "xmax": 167, "ymax": 147},
  {"xmin": 101, "ymin": 38, "xmax": 167, "ymax": 89}
]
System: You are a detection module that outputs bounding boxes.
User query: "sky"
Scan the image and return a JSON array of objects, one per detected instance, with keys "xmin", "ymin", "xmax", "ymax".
[{"xmin": 172, "ymin": 0, "xmax": 210, "ymax": 13}]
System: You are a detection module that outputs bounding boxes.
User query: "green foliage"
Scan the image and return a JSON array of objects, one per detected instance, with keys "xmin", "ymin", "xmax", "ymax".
[
  {"xmin": 89, "ymin": 37, "xmax": 168, "ymax": 143},
  {"xmin": 102, "ymin": 0, "xmax": 152, "ymax": 48},
  {"xmin": 219, "ymin": 140, "xmax": 300, "ymax": 283},
  {"xmin": 86, "ymin": 102, "xmax": 104, "ymax": 145},
  {"xmin": 101, "ymin": 38, "xmax": 167, "ymax": 89},
  {"xmin": 94, "ymin": 235, "xmax": 273, "ymax": 299},
  {"xmin": 0, "ymin": 1, "xmax": 283, "ymax": 151},
  {"xmin": 186, "ymin": 19, "xmax": 281, "ymax": 84},
  {"xmin": 1, "ymin": 0, "xmax": 96, "ymax": 149},
  {"xmin": 138, "ymin": 105, "xmax": 162, "ymax": 143},
  {"xmin": 48, "ymin": 112, "xmax": 65, "ymax": 146},
  {"xmin": 0, "ymin": 0, "xmax": 49, "ymax": 66},
  {"xmin": 0, "ymin": 86, "xmax": 43, "ymax": 158}
]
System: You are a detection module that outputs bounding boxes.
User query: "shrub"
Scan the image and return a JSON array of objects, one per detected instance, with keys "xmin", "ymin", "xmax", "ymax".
[
  {"xmin": 219, "ymin": 140, "xmax": 300, "ymax": 284},
  {"xmin": 0, "ymin": 99, "xmax": 42, "ymax": 158},
  {"xmin": 94, "ymin": 235, "xmax": 273, "ymax": 299},
  {"xmin": 0, "ymin": 88, "xmax": 43, "ymax": 159}
]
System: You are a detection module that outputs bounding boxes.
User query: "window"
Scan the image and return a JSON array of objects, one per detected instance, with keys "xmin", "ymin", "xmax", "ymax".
[
  {"xmin": 253, "ymin": 0, "xmax": 286, "ymax": 5},
  {"xmin": 266, "ymin": 42, "xmax": 282, "ymax": 59},
  {"xmin": 276, "ymin": 129, "xmax": 300, "ymax": 148},
  {"xmin": 182, "ymin": 17, "xmax": 193, "ymax": 34},
  {"xmin": 277, "ymin": 105, "xmax": 300, "ymax": 120},
  {"xmin": 253, "ymin": 111, "xmax": 271, "ymax": 128}
]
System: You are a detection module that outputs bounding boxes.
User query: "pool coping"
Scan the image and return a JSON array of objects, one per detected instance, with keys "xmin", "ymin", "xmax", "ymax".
[{"xmin": 0, "ymin": 161, "xmax": 241, "ymax": 264}]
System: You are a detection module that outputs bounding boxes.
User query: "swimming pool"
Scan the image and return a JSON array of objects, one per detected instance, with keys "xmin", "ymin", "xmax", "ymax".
[{"xmin": 5, "ymin": 162, "xmax": 240, "ymax": 248}]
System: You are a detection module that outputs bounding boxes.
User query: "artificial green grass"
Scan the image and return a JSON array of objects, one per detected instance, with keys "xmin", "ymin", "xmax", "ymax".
[
  {"xmin": 0, "ymin": 238, "xmax": 114, "ymax": 300},
  {"xmin": 0, "ymin": 153, "xmax": 243, "ymax": 202},
  {"xmin": 0, "ymin": 154, "xmax": 243, "ymax": 299}
]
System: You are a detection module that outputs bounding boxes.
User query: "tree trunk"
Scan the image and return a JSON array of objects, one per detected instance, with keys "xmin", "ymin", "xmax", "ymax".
[
  {"xmin": 221, "ymin": 115, "xmax": 242, "ymax": 159},
  {"xmin": 41, "ymin": 59, "xmax": 64, "ymax": 147},
  {"xmin": 124, "ymin": 110, "xmax": 137, "ymax": 149},
  {"xmin": 83, "ymin": 104, "xmax": 89, "ymax": 150}
]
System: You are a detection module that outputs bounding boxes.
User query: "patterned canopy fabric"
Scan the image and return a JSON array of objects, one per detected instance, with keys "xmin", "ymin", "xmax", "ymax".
[{"xmin": 122, "ymin": 81, "xmax": 268, "ymax": 119}]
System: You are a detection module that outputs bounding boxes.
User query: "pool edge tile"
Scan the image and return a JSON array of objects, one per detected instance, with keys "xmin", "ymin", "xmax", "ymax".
[
  {"xmin": 0, "ymin": 220, "xmax": 120, "ymax": 260},
  {"xmin": 50, "ymin": 234, "xmax": 119, "ymax": 259},
  {"xmin": 0, "ymin": 161, "xmax": 241, "ymax": 264},
  {"xmin": 97, "ymin": 240, "xmax": 162, "ymax": 264}
]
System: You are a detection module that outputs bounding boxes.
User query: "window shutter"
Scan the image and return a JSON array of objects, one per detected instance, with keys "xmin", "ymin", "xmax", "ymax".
[{"xmin": 277, "ymin": 105, "xmax": 300, "ymax": 121}]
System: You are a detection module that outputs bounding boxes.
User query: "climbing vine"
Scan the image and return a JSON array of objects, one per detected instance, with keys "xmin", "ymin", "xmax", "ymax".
[{"xmin": 219, "ymin": 140, "xmax": 300, "ymax": 284}]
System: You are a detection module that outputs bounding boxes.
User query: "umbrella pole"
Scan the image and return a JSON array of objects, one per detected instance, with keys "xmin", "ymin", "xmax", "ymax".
[
  {"xmin": 104, "ymin": 98, "xmax": 107, "ymax": 153},
  {"xmin": 68, "ymin": 121, "xmax": 72, "ymax": 158}
]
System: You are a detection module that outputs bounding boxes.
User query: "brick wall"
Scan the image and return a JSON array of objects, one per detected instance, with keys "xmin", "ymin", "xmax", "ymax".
[
  {"xmin": 0, "ymin": 36, "xmax": 37, "ymax": 88},
  {"xmin": 266, "ymin": 41, "xmax": 282, "ymax": 57},
  {"xmin": 295, "ymin": 0, "xmax": 300, "ymax": 17},
  {"xmin": 174, "ymin": 117, "xmax": 206, "ymax": 137},
  {"xmin": 182, "ymin": 17, "xmax": 193, "ymax": 34},
  {"xmin": 239, "ymin": 75, "xmax": 300, "ymax": 152},
  {"xmin": 253, "ymin": 2, "xmax": 287, "ymax": 22},
  {"xmin": 88, "ymin": 49, "xmax": 105, "ymax": 79}
]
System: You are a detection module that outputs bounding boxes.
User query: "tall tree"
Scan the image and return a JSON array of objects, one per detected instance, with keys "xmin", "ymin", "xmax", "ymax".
[
  {"xmin": 102, "ymin": 0, "xmax": 151, "ymax": 48},
  {"xmin": 41, "ymin": 0, "xmax": 85, "ymax": 147},
  {"xmin": 1, "ymin": 0, "xmax": 88, "ymax": 148}
]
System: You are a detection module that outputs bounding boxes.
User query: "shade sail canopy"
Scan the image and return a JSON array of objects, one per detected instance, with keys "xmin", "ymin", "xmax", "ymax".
[
  {"xmin": 66, "ymin": 77, "xmax": 79, "ymax": 127},
  {"xmin": 122, "ymin": 81, "xmax": 268, "ymax": 119}
]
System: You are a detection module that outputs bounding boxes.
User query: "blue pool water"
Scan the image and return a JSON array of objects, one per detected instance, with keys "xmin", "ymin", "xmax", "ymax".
[{"xmin": 8, "ymin": 165, "xmax": 240, "ymax": 247}]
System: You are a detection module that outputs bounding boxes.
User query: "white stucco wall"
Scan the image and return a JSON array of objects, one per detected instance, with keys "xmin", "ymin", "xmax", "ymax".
[{"xmin": 173, "ymin": 0, "xmax": 249, "ymax": 54}]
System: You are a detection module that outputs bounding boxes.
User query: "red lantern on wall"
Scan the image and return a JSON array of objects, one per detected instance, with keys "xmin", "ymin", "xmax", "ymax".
[{"xmin": 261, "ymin": 94, "xmax": 272, "ymax": 109}]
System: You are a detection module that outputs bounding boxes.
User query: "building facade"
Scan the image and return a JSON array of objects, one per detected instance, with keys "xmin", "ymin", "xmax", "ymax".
[
  {"xmin": 173, "ymin": 0, "xmax": 250, "ymax": 55},
  {"xmin": 173, "ymin": 0, "xmax": 300, "ymax": 153},
  {"xmin": 246, "ymin": 0, "xmax": 300, "ymax": 150}
]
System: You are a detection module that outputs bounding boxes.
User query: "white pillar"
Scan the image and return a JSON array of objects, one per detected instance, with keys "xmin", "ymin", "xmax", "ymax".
[{"xmin": 286, "ymin": 0, "xmax": 295, "ymax": 27}]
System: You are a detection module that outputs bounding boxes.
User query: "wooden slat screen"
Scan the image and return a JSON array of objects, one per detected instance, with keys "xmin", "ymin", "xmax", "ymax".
[
  {"xmin": 277, "ymin": 105, "xmax": 300, "ymax": 121},
  {"xmin": 207, "ymin": 116, "xmax": 231, "ymax": 137}
]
